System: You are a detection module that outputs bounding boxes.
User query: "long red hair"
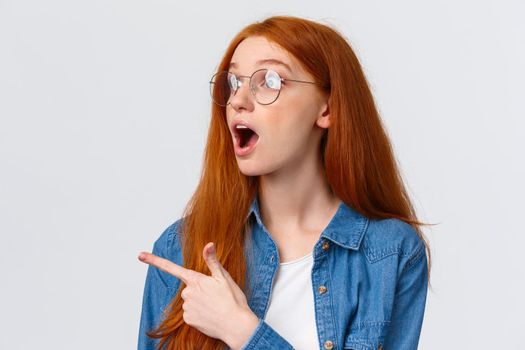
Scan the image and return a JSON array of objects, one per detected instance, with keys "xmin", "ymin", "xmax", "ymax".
[{"xmin": 147, "ymin": 15, "xmax": 433, "ymax": 349}]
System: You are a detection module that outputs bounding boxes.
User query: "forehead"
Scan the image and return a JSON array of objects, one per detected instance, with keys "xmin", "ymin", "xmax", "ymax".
[{"xmin": 229, "ymin": 36, "xmax": 297, "ymax": 74}]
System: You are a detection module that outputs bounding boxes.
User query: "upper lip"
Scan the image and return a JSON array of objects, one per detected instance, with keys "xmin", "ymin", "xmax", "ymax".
[{"xmin": 230, "ymin": 119, "xmax": 258, "ymax": 136}]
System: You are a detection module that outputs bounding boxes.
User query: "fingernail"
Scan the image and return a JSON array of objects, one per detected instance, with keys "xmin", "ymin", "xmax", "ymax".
[
  {"xmin": 138, "ymin": 253, "xmax": 146, "ymax": 261},
  {"xmin": 209, "ymin": 243, "xmax": 215, "ymax": 254}
]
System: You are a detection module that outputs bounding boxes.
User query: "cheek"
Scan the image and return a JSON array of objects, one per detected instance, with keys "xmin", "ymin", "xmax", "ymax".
[
  {"xmin": 266, "ymin": 101, "xmax": 317, "ymax": 143},
  {"xmin": 225, "ymin": 109, "xmax": 234, "ymax": 125},
  {"xmin": 263, "ymin": 115, "xmax": 311, "ymax": 154}
]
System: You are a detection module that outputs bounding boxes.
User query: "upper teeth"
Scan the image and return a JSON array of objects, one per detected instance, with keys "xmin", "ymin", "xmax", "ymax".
[{"xmin": 236, "ymin": 125, "xmax": 248, "ymax": 129}]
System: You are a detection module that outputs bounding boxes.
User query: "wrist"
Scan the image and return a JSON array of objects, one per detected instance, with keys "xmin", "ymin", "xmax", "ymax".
[{"xmin": 224, "ymin": 309, "xmax": 260, "ymax": 350}]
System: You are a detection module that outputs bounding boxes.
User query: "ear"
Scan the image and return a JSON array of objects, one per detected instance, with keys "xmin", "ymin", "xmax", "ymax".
[{"xmin": 315, "ymin": 100, "xmax": 331, "ymax": 129}]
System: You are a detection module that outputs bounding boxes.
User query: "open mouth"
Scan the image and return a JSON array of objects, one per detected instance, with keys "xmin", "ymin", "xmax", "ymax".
[{"xmin": 234, "ymin": 125, "xmax": 259, "ymax": 149}]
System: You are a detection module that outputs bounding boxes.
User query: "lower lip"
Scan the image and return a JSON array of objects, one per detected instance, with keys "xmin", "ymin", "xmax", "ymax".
[{"xmin": 234, "ymin": 133, "xmax": 259, "ymax": 157}]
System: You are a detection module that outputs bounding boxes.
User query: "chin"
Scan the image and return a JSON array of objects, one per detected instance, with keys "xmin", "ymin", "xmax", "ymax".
[
  {"xmin": 237, "ymin": 164, "xmax": 264, "ymax": 177},
  {"xmin": 236, "ymin": 160, "xmax": 280, "ymax": 177}
]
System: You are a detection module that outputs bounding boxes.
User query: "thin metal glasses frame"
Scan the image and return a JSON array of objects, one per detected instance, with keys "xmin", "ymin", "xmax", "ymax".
[{"xmin": 209, "ymin": 68, "xmax": 321, "ymax": 106}]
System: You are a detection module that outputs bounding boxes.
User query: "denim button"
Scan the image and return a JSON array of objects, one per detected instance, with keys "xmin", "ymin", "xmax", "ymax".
[
  {"xmin": 323, "ymin": 340, "xmax": 334, "ymax": 349},
  {"xmin": 322, "ymin": 241, "xmax": 330, "ymax": 250},
  {"xmin": 318, "ymin": 285, "xmax": 327, "ymax": 294}
]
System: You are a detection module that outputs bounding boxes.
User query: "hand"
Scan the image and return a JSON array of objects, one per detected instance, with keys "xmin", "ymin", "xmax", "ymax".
[{"xmin": 138, "ymin": 242, "xmax": 259, "ymax": 349}]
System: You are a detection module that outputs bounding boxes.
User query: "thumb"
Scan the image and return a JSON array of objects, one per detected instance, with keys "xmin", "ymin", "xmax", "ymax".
[{"xmin": 203, "ymin": 242, "xmax": 225, "ymax": 278}]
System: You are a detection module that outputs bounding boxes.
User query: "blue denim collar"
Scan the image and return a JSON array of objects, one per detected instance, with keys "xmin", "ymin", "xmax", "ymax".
[{"xmin": 246, "ymin": 194, "xmax": 369, "ymax": 250}]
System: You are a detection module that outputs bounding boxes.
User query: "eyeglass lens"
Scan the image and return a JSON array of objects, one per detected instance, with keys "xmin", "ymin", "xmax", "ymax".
[{"xmin": 210, "ymin": 69, "xmax": 282, "ymax": 106}]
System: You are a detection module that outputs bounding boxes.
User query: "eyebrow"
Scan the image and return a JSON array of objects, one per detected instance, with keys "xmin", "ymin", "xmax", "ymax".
[{"xmin": 229, "ymin": 58, "xmax": 293, "ymax": 73}]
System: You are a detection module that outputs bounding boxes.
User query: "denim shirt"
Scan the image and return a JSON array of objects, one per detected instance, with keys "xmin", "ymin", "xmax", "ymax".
[{"xmin": 138, "ymin": 196, "xmax": 428, "ymax": 350}]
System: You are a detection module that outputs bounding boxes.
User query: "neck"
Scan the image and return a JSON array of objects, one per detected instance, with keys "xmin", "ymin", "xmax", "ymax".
[{"xmin": 258, "ymin": 155, "xmax": 341, "ymax": 233}]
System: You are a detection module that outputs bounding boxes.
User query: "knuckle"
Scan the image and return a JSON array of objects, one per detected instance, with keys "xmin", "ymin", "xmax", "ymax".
[
  {"xmin": 196, "ymin": 278, "xmax": 205, "ymax": 287},
  {"xmin": 183, "ymin": 311, "xmax": 193, "ymax": 325},
  {"xmin": 181, "ymin": 286, "xmax": 193, "ymax": 299},
  {"xmin": 187, "ymin": 274, "xmax": 200, "ymax": 285}
]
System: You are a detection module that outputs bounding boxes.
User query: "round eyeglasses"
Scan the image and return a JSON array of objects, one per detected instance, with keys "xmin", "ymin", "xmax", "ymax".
[{"xmin": 209, "ymin": 68, "xmax": 320, "ymax": 106}]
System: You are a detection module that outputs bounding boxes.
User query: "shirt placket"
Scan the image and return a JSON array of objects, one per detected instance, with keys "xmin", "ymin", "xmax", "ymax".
[{"xmin": 312, "ymin": 238, "xmax": 339, "ymax": 350}]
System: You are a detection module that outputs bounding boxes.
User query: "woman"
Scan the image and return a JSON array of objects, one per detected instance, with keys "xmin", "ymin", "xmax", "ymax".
[{"xmin": 138, "ymin": 15, "xmax": 431, "ymax": 350}]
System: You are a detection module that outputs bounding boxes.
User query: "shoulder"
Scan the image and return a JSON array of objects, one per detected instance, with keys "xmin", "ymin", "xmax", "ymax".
[
  {"xmin": 362, "ymin": 217, "xmax": 425, "ymax": 267},
  {"xmin": 152, "ymin": 218, "xmax": 185, "ymax": 267},
  {"xmin": 153, "ymin": 218, "xmax": 183, "ymax": 249}
]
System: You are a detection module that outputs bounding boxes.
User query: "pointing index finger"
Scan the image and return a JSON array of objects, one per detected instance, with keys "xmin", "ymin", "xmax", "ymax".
[{"xmin": 138, "ymin": 252, "xmax": 194, "ymax": 285}]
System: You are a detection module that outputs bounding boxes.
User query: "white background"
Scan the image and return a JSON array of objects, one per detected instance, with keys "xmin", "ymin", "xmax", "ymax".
[{"xmin": 1, "ymin": 1, "xmax": 524, "ymax": 349}]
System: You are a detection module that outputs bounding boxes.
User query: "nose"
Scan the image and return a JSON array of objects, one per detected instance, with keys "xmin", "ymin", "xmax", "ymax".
[{"xmin": 228, "ymin": 77, "xmax": 255, "ymax": 112}]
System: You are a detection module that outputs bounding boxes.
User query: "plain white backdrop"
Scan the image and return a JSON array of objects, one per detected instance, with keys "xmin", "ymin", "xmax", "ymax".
[{"xmin": 1, "ymin": 1, "xmax": 523, "ymax": 349}]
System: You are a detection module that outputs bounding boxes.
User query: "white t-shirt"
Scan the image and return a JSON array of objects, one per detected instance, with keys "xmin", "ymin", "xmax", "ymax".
[{"xmin": 263, "ymin": 251, "xmax": 319, "ymax": 349}]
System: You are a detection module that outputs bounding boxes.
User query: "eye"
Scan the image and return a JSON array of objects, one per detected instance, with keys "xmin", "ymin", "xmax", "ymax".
[
  {"xmin": 264, "ymin": 70, "xmax": 281, "ymax": 90},
  {"xmin": 228, "ymin": 74, "xmax": 238, "ymax": 90}
]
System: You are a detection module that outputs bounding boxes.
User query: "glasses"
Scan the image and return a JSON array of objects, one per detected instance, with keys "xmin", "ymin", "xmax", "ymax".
[{"xmin": 209, "ymin": 68, "xmax": 320, "ymax": 106}]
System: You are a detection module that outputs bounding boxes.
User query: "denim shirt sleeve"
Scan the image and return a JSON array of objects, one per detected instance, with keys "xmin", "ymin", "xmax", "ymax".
[
  {"xmin": 383, "ymin": 240, "xmax": 429, "ymax": 349},
  {"xmin": 238, "ymin": 318, "xmax": 294, "ymax": 350},
  {"xmin": 138, "ymin": 224, "xmax": 178, "ymax": 350}
]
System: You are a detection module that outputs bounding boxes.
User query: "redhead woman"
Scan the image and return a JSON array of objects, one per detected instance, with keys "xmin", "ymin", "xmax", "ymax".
[{"xmin": 137, "ymin": 15, "xmax": 431, "ymax": 350}]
